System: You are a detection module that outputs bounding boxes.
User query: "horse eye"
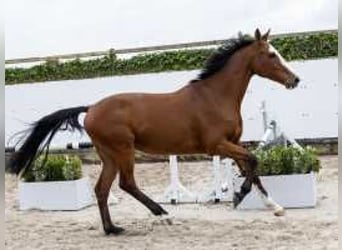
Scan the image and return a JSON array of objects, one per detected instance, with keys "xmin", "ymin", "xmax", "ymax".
[{"xmin": 269, "ymin": 52, "xmax": 276, "ymax": 58}]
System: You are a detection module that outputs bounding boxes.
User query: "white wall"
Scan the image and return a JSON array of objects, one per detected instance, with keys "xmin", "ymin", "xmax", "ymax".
[{"xmin": 5, "ymin": 58, "xmax": 337, "ymax": 148}]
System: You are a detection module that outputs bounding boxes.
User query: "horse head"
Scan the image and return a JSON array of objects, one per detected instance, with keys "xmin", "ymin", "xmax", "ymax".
[{"xmin": 250, "ymin": 28, "xmax": 300, "ymax": 89}]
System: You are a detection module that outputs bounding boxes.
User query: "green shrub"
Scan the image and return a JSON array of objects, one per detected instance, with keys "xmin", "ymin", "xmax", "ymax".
[
  {"xmin": 22, "ymin": 154, "xmax": 82, "ymax": 182},
  {"xmin": 254, "ymin": 146, "xmax": 320, "ymax": 176},
  {"xmin": 5, "ymin": 32, "xmax": 337, "ymax": 85}
]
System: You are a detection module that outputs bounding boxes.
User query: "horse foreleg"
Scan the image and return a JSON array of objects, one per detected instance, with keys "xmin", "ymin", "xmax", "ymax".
[
  {"xmin": 252, "ymin": 175, "xmax": 285, "ymax": 216},
  {"xmin": 234, "ymin": 158, "xmax": 284, "ymax": 216},
  {"xmin": 213, "ymin": 140, "xmax": 257, "ymax": 207}
]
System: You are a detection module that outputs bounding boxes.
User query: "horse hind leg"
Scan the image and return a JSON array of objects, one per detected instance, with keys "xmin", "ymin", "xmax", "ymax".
[
  {"xmin": 94, "ymin": 147, "xmax": 125, "ymax": 235},
  {"xmin": 117, "ymin": 149, "xmax": 168, "ymax": 216}
]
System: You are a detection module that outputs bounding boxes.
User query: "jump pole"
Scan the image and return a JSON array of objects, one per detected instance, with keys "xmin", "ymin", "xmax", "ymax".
[{"xmin": 158, "ymin": 155, "xmax": 197, "ymax": 204}]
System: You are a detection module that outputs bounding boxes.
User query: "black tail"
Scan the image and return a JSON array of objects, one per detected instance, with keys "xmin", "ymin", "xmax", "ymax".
[{"xmin": 7, "ymin": 106, "xmax": 89, "ymax": 175}]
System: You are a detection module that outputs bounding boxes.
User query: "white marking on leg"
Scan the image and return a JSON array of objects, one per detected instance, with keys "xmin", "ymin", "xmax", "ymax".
[
  {"xmin": 158, "ymin": 214, "xmax": 174, "ymax": 225},
  {"xmin": 254, "ymin": 184, "xmax": 285, "ymax": 216}
]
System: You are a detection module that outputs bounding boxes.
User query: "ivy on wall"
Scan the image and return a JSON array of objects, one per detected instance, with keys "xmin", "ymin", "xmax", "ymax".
[{"xmin": 5, "ymin": 32, "xmax": 337, "ymax": 85}]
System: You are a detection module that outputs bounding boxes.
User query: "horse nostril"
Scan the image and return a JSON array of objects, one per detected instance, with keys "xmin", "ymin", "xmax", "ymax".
[{"xmin": 294, "ymin": 77, "xmax": 300, "ymax": 84}]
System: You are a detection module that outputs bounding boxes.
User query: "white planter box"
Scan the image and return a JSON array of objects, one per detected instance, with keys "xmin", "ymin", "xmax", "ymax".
[
  {"xmin": 234, "ymin": 172, "xmax": 317, "ymax": 209},
  {"xmin": 18, "ymin": 177, "xmax": 94, "ymax": 211}
]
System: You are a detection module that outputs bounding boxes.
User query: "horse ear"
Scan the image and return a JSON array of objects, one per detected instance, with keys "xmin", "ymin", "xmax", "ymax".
[
  {"xmin": 262, "ymin": 29, "xmax": 271, "ymax": 41},
  {"xmin": 255, "ymin": 28, "xmax": 261, "ymax": 40}
]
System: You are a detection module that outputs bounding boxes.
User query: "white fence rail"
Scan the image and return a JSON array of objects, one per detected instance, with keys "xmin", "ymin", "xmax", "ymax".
[{"xmin": 5, "ymin": 29, "xmax": 336, "ymax": 65}]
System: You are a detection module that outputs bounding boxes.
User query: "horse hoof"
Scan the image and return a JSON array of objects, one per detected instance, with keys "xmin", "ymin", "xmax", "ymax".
[
  {"xmin": 233, "ymin": 192, "xmax": 241, "ymax": 208},
  {"xmin": 160, "ymin": 214, "xmax": 173, "ymax": 225},
  {"xmin": 104, "ymin": 226, "xmax": 125, "ymax": 235},
  {"xmin": 274, "ymin": 208, "xmax": 285, "ymax": 217},
  {"xmin": 152, "ymin": 206, "xmax": 168, "ymax": 216}
]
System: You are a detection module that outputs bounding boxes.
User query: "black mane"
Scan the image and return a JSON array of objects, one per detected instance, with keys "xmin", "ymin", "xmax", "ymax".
[{"xmin": 195, "ymin": 33, "xmax": 255, "ymax": 81}]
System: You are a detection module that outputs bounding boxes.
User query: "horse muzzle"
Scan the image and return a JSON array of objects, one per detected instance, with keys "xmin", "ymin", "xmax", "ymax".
[{"xmin": 285, "ymin": 77, "xmax": 300, "ymax": 89}]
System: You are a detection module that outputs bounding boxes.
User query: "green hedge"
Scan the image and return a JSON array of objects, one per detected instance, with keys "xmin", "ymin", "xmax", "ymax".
[
  {"xmin": 5, "ymin": 32, "xmax": 337, "ymax": 85},
  {"xmin": 22, "ymin": 154, "xmax": 82, "ymax": 182},
  {"xmin": 254, "ymin": 146, "xmax": 320, "ymax": 176}
]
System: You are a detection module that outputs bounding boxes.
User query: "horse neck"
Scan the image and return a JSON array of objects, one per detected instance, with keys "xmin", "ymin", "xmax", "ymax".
[{"xmin": 203, "ymin": 48, "xmax": 253, "ymax": 108}]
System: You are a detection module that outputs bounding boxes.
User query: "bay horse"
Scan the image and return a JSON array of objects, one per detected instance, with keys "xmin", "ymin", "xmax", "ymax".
[{"xmin": 8, "ymin": 29, "xmax": 300, "ymax": 235}]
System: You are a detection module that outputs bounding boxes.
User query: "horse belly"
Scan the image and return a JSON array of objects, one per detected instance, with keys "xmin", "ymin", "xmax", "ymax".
[{"xmin": 134, "ymin": 123, "xmax": 202, "ymax": 154}]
